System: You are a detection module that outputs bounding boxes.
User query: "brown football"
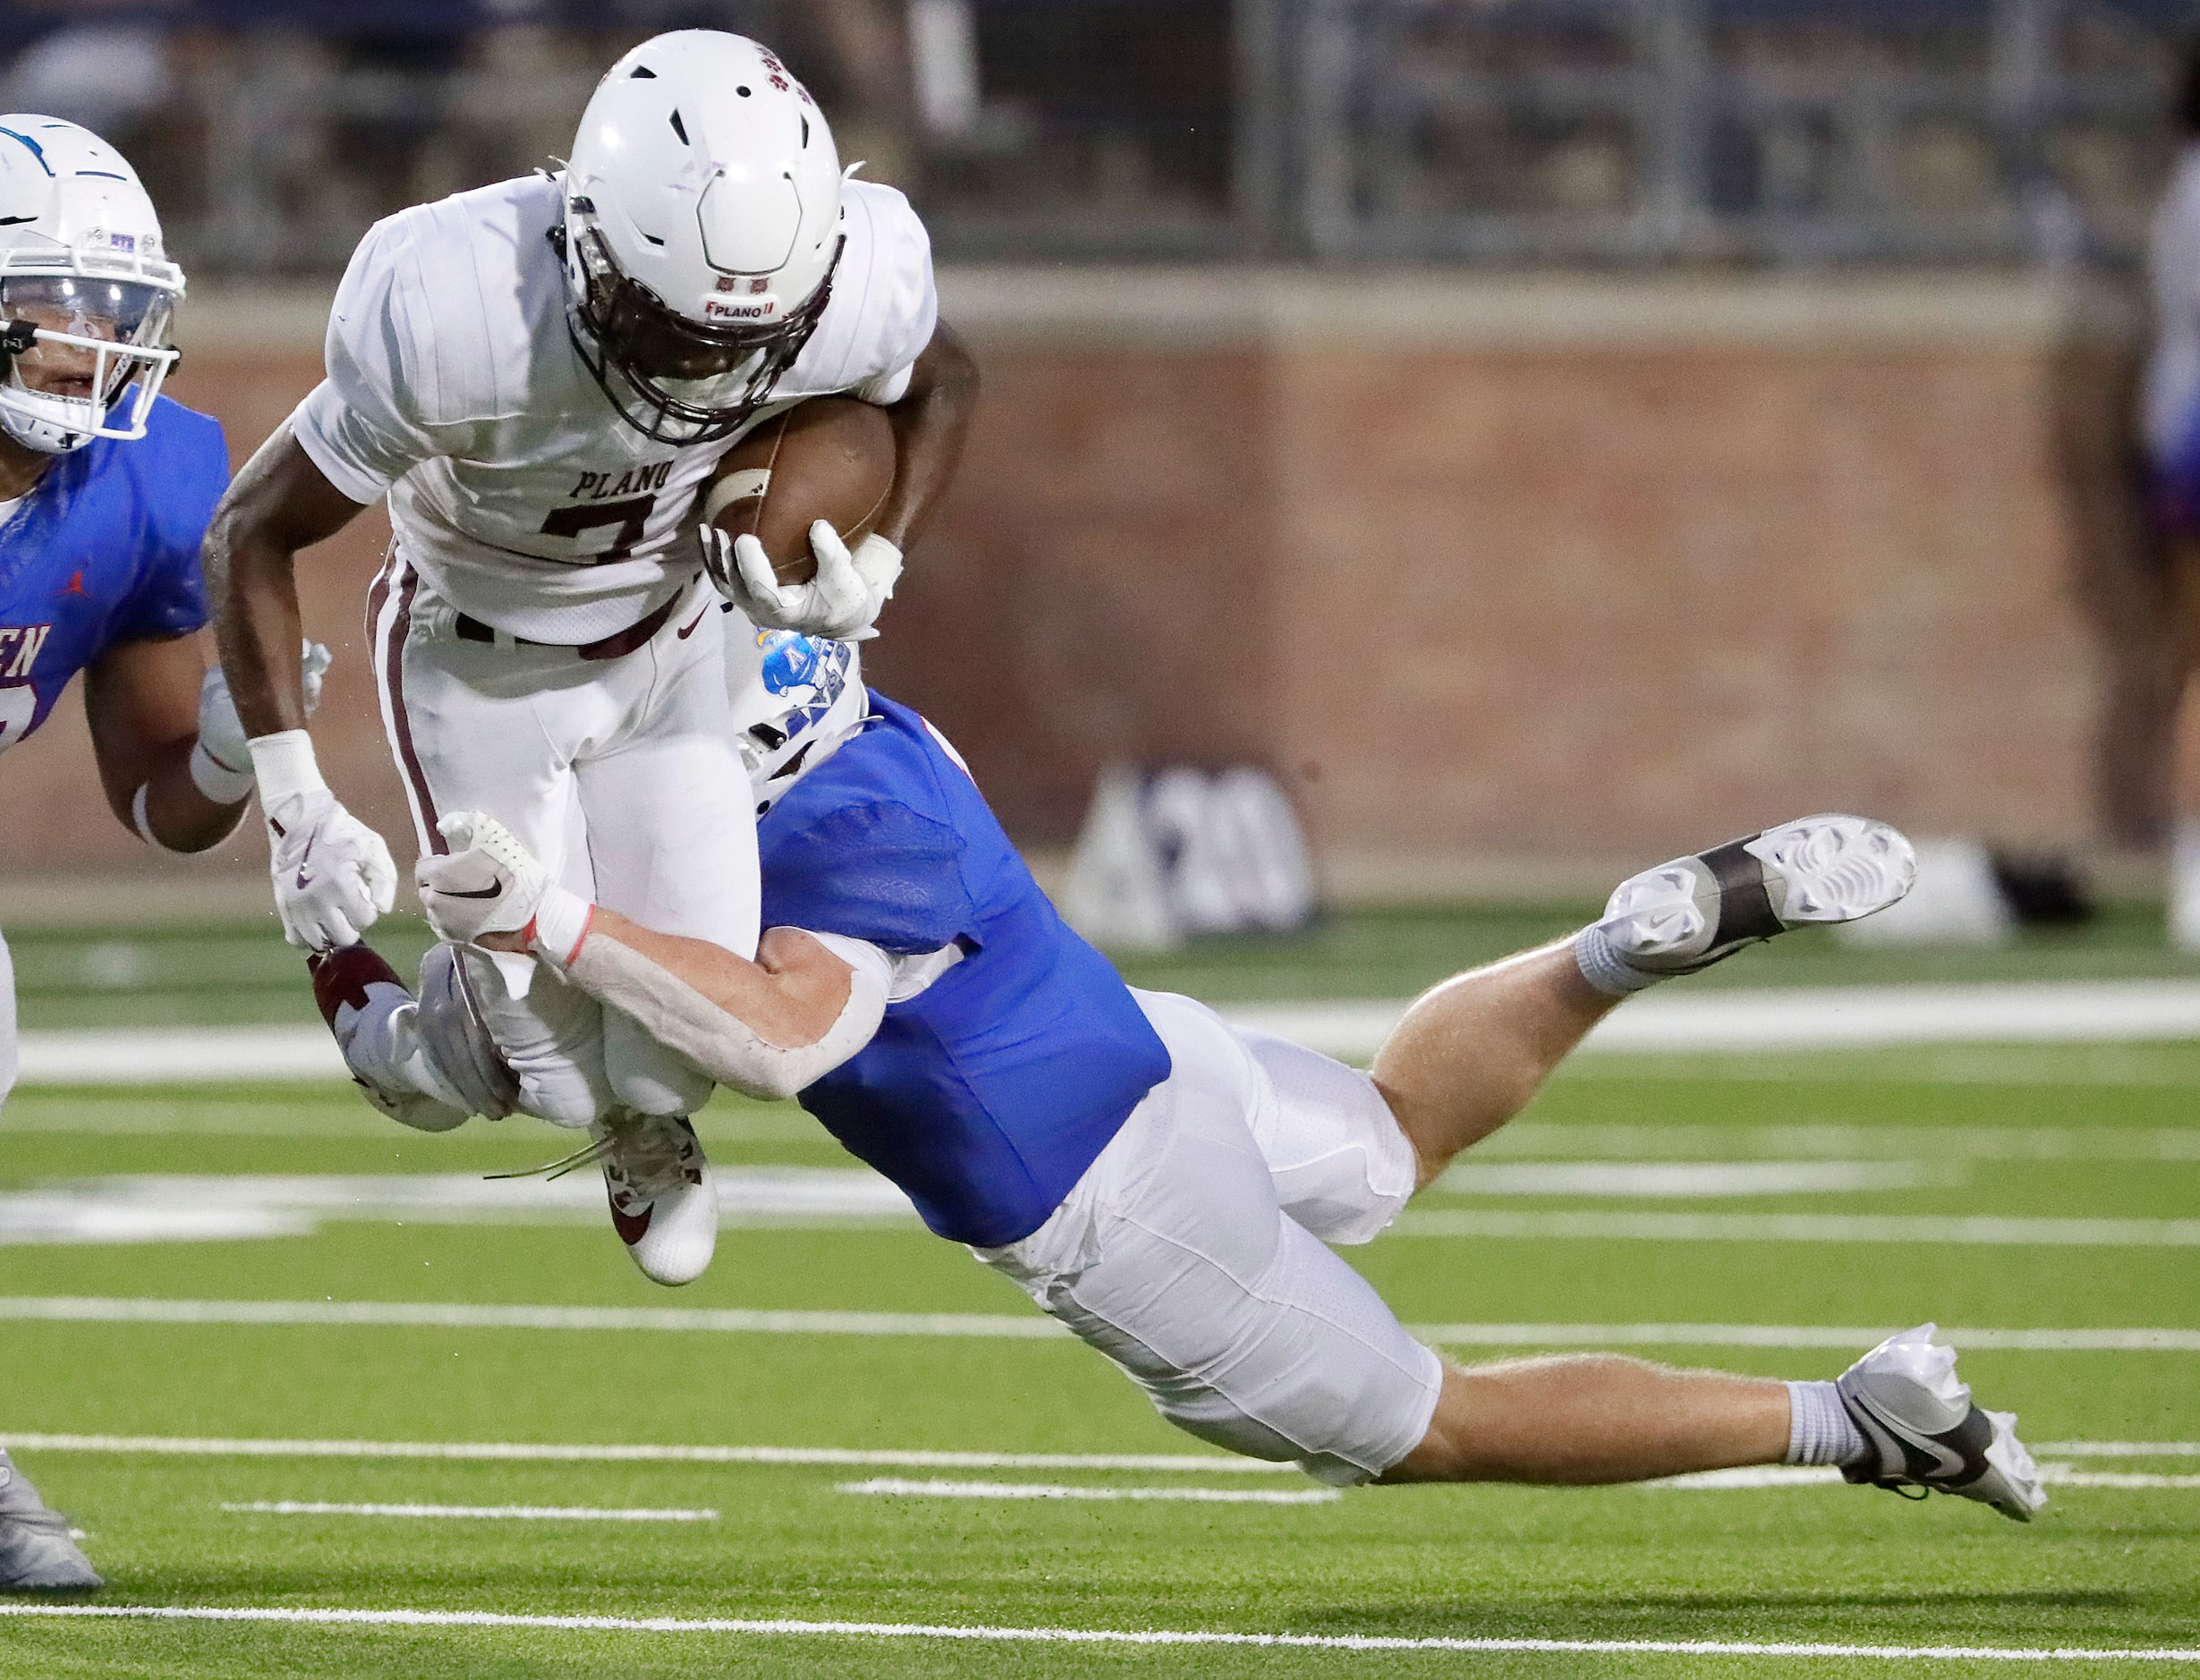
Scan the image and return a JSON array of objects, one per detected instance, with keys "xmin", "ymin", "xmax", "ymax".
[{"xmin": 705, "ymin": 396, "xmax": 896, "ymax": 586}]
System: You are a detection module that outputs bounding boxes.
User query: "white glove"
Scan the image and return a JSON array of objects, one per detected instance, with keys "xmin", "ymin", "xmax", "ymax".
[
  {"xmin": 262, "ymin": 787, "xmax": 397, "ymax": 950},
  {"xmin": 195, "ymin": 641, "xmax": 331, "ymax": 805},
  {"xmin": 701, "ymin": 520, "xmax": 899, "ymax": 641},
  {"xmin": 415, "ymin": 810, "xmax": 547, "ymax": 946}
]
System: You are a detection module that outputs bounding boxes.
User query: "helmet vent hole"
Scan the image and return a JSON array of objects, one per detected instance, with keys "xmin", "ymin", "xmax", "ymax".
[
  {"xmin": 800, "ymin": 115, "xmax": 810, "ymax": 147},
  {"xmin": 736, "ymin": 86, "xmax": 752, "ymax": 98},
  {"xmin": 668, "ymin": 109, "xmax": 690, "ymax": 146},
  {"xmin": 641, "ymin": 233, "xmax": 666, "ymax": 247},
  {"xmin": 629, "ymin": 65, "xmax": 657, "ymax": 79}
]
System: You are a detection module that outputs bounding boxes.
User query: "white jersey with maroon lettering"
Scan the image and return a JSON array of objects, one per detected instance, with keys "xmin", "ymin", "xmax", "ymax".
[{"xmin": 292, "ymin": 171, "xmax": 935, "ymax": 644}]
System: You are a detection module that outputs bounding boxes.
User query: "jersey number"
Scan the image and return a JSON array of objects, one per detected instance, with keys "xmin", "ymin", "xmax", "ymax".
[{"xmin": 540, "ymin": 495, "xmax": 655, "ymax": 563}]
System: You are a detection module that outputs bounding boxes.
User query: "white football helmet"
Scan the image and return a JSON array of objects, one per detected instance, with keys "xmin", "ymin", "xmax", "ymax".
[
  {"xmin": 559, "ymin": 32, "xmax": 845, "ymax": 445},
  {"xmin": 0, "ymin": 115, "xmax": 182, "ymax": 454}
]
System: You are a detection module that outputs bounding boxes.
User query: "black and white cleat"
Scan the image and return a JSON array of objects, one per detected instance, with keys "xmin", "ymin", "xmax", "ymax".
[
  {"xmin": 1593, "ymin": 813, "xmax": 1917, "ymax": 980},
  {"xmin": 1837, "ymin": 1324, "xmax": 2046, "ymax": 1523}
]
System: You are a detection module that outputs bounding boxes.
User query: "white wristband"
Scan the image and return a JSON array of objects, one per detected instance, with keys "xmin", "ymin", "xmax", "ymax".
[
  {"xmin": 528, "ymin": 884, "xmax": 597, "ymax": 972},
  {"xmin": 247, "ymin": 729, "xmax": 327, "ymax": 805},
  {"xmin": 189, "ymin": 738, "xmax": 256, "ymax": 806}
]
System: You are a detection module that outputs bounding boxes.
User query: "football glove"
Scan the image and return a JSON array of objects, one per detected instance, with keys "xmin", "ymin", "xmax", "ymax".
[
  {"xmin": 195, "ymin": 641, "xmax": 331, "ymax": 805},
  {"xmin": 701, "ymin": 520, "xmax": 898, "ymax": 641},
  {"xmin": 415, "ymin": 810, "xmax": 547, "ymax": 946},
  {"xmin": 263, "ymin": 786, "xmax": 397, "ymax": 951}
]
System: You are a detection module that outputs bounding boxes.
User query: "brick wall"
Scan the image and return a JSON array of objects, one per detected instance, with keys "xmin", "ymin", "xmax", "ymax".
[{"xmin": 0, "ymin": 271, "xmax": 2153, "ymax": 895}]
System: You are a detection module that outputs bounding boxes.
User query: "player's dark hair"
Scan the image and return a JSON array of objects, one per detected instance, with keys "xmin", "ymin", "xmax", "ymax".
[{"xmin": 2177, "ymin": 31, "xmax": 2200, "ymax": 138}]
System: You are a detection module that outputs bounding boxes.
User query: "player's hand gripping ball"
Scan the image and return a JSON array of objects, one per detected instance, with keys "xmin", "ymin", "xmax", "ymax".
[
  {"xmin": 415, "ymin": 810, "xmax": 548, "ymax": 946},
  {"xmin": 697, "ymin": 395, "xmax": 900, "ymax": 640},
  {"xmin": 265, "ymin": 786, "xmax": 397, "ymax": 951}
]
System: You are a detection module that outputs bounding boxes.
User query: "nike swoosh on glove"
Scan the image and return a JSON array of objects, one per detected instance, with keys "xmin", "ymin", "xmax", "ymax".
[
  {"xmin": 264, "ymin": 787, "xmax": 396, "ymax": 950},
  {"xmin": 415, "ymin": 810, "xmax": 547, "ymax": 946},
  {"xmin": 702, "ymin": 519, "xmax": 896, "ymax": 641}
]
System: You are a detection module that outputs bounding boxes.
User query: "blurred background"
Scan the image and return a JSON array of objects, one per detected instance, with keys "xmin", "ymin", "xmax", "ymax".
[{"xmin": 0, "ymin": 0, "xmax": 2192, "ymax": 923}]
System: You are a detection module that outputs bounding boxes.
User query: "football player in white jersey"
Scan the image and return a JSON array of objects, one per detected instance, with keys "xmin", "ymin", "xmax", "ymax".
[{"xmin": 204, "ymin": 32, "xmax": 977, "ymax": 1285}]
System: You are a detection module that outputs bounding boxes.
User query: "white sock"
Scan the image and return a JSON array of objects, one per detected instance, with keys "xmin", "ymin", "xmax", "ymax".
[
  {"xmin": 1784, "ymin": 1379, "xmax": 1867, "ymax": 1467},
  {"xmin": 1573, "ymin": 925, "xmax": 1666, "ymax": 997}
]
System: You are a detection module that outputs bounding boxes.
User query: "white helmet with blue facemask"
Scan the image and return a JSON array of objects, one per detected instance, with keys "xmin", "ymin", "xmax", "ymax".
[{"xmin": 0, "ymin": 115, "xmax": 183, "ymax": 455}]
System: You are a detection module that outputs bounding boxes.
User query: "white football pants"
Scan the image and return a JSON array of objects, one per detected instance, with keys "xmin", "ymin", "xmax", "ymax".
[
  {"xmin": 975, "ymin": 989, "xmax": 1440, "ymax": 1485},
  {"xmin": 370, "ymin": 556, "xmax": 756, "ymax": 1124}
]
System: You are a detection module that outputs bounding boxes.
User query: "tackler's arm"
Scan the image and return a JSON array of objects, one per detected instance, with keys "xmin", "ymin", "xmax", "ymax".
[
  {"xmin": 420, "ymin": 810, "xmax": 887, "ymax": 1101},
  {"xmin": 548, "ymin": 915, "xmax": 886, "ymax": 1102}
]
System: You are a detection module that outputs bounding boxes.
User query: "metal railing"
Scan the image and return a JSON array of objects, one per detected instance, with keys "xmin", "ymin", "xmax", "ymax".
[{"xmin": 7, "ymin": 0, "xmax": 2191, "ymax": 273}]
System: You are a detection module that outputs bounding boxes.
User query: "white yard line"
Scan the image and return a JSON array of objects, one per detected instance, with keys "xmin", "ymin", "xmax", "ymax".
[
  {"xmin": 16, "ymin": 1026, "xmax": 342, "ymax": 1084},
  {"xmin": 220, "ymin": 1501, "xmax": 716, "ymax": 1522},
  {"xmin": 1649, "ymin": 1465, "xmax": 2200, "ymax": 1492},
  {"xmin": 2035, "ymin": 1441, "xmax": 2200, "ymax": 1456},
  {"xmin": 0, "ymin": 1294, "xmax": 1067, "ymax": 1337},
  {"xmin": 0, "ymin": 1603, "xmax": 2193, "ymax": 1662},
  {"xmin": 1391, "ymin": 1210, "xmax": 2200, "ymax": 1246},
  {"xmin": 838, "ymin": 1478, "xmax": 1338, "ymax": 1506},
  {"xmin": 19, "ymin": 978, "xmax": 2200, "ymax": 1086},
  {"xmin": 0, "ymin": 1431, "xmax": 1303, "ymax": 1473},
  {"xmin": 0, "ymin": 1170, "xmax": 918, "ymax": 1244},
  {"xmin": 3, "ymin": 1296, "xmax": 2195, "ymax": 1351},
  {"xmin": 4, "ymin": 1430, "xmax": 2186, "ymax": 1474},
  {"xmin": 1227, "ymin": 981, "xmax": 2200, "ymax": 1060}
]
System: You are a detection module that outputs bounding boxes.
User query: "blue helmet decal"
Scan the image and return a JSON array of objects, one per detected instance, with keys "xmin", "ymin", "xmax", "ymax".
[{"xmin": 759, "ymin": 629, "xmax": 828, "ymax": 696}]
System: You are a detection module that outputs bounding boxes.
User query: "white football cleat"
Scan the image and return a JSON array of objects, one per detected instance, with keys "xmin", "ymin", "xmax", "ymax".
[
  {"xmin": 0, "ymin": 1452, "xmax": 101, "ymax": 1591},
  {"xmin": 1595, "ymin": 813, "xmax": 1917, "ymax": 978},
  {"xmin": 591, "ymin": 1110, "xmax": 718, "ymax": 1287},
  {"xmin": 1836, "ymin": 1324, "xmax": 2045, "ymax": 1523}
]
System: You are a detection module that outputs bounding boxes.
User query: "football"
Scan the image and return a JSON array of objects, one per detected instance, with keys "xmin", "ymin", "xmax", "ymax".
[{"xmin": 705, "ymin": 396, "xmax": 896, "ymax": 586}]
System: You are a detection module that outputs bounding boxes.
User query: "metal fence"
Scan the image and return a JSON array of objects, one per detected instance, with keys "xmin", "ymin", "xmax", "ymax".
[{"xmin": 1, "ymin": 0, "xmax": 2192, "ymax": 273}]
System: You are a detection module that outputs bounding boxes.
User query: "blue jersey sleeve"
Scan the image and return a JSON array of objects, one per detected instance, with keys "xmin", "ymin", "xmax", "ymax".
[
  {"xmin": 107, "ymin": 400, "xmax": 227, "ymax": 643},
  {"xmin": 760, "ymin": 801, "xmax": 979, "ymax": 956}
]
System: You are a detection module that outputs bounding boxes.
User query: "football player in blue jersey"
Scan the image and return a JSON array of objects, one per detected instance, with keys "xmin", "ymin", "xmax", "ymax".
[
  {"xmin": 0, "ymin": 116, "xmax": 327, "ymax": 1593},
  {"xmin": 323, "ymin": 634, "xmax": 2044, "ymax": 1527}
]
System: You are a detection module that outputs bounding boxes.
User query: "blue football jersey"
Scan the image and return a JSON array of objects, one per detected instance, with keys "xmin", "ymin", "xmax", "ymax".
[
  {"xmin": 0, "ymin": 395, "xmax": 228, "ymax": 755},
  {"xmin": 758, "ymin": 693, "xmax": 1173, "ymax": 1247}
]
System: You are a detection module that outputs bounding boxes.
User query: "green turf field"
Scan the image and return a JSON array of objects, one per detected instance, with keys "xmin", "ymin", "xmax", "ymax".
[{"xmin": 1, "ymin": 919, "xmax": 2196, "ymax": 1676}]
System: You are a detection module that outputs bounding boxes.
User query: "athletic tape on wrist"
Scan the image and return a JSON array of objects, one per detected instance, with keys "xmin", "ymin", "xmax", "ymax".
[
  {"xmin": 526, "ymin": 885, "xmax": 596, "ymax": 972},
  {"xmin": 247, "ymin": 729, "xmax": 326, "ymax": 805},
  {"xmin": 189, "ymin": 738, "xmax": 256, "ymax": 806}
]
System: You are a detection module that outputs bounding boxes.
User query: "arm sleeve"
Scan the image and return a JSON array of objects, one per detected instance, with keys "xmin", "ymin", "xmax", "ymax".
[
  {"xmin": 288, "ymin": 216, "xmax": 442, "ymax": 503},
  {"xmin": 558, "ymin": 922, "xmax": 889, "ymax": 1102},
  {"xmin": 759, "ymin": 801, "xmax": 979, "ymax": 956},
  {"xmin": 108, "ymin": 406, "xmax": 229, "ymax": 642}
]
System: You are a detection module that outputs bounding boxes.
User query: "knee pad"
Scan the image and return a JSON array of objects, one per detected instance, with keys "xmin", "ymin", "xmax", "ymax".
[
  {"xmin": 415, "ymin": 944, "xmax": 521, "ymax": 1121},
  {"xmin": 444, "ymin": 946, "xmax": 616, "ymax": 1128},
  {"xmin": 602, "ymin": 1006, "xmax": 715, "ymax": 1116}
]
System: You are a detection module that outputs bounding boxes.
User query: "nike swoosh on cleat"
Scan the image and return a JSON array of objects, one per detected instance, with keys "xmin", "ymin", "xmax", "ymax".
[
  {"xmin": 610, "ymin": 1201, "xmax": 653, "ymax": 1244},
  {"xmin": 1856, "ymin": 1396, "xmax": 1984, "ymax": 1483},
  {"xmin": 437, "ymin": 882, "xmax": 504, "ymax": 901}
]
